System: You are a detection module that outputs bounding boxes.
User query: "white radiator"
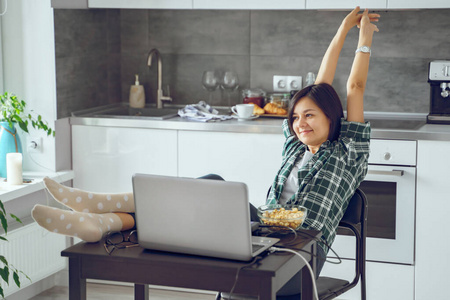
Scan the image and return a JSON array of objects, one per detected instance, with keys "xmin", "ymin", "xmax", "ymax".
[{"xmin": 0, "ymin": 222, "xmax": 67, "ymax": 297}]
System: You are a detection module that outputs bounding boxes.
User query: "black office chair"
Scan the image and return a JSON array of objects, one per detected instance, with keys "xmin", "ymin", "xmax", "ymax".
[
  {"xmin": 216, "ymin": 188, "xmax": 368, "ymax": 300},
  {"xmin": 316, "ymin": 188, "xmax": 367, "ymax": 300}
]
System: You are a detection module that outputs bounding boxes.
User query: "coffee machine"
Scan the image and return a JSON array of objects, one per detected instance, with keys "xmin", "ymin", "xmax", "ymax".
[{"xmin": 427, "ymin": 60, "xmax": 450, "ymax": 124}]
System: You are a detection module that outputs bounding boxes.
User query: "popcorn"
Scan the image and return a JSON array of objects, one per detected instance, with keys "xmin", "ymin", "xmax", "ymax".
[{"xmin": 260, "ymin": 207, "xmax": 305, "ymax": 230}]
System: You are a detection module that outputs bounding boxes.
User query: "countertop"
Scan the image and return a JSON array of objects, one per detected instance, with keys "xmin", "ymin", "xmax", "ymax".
[{"xmin": 70, "ymin": 104, "xmax": 450, "ymax": 141}]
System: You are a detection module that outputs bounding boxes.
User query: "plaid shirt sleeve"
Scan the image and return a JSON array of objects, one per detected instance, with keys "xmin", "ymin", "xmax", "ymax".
[{"xmin": 267, "ymin": 118, "xmax": 371, "ymax": 254}]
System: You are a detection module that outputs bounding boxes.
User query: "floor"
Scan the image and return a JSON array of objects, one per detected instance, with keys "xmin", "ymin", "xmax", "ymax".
[{"xmin": 29, "ymin": 283, "xmax": 216, "ymax": 300}]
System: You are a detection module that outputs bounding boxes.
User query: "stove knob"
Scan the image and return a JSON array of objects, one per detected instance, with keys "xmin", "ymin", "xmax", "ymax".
[{"xmin": 383, "ymin": 152, "xmax": 391, "ymax": 161}]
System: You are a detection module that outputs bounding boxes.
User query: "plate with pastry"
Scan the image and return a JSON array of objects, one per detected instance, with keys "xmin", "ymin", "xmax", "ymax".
[{"xmin": 252, "ymin": 103, "xmax": 288, "ymax": 118}]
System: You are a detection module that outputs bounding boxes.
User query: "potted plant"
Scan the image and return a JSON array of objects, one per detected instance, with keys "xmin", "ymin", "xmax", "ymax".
[
  {"xmin": 0, "ymin": 92, "xmax": 54, "ymax": 178},
  {"xmin": 0, "ymin": 200, "xmax": 29, "ymax": 298}
]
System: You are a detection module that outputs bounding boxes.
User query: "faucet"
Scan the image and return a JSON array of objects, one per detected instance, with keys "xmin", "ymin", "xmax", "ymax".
[{"xmin": 147, "ymin": 48, "xmax": 172, "ymax": 108}]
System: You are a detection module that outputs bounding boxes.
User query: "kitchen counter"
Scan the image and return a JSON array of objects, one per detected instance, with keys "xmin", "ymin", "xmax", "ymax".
[{"xmin": 70, "ymin": 104, "xmax": 450, "ymax": 141}]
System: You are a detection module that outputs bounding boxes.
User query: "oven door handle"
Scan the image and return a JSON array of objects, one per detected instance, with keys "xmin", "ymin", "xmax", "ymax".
[{"xmin": 367, "ymin": 169, "xmax": 404, "ymax": 176}]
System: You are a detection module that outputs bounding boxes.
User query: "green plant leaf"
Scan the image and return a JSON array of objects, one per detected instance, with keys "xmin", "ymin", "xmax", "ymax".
[
  {"xmin": 17, "ymin": 120, "xmax": 28, "ymax": 133},
  {"xmin": 9, "ymin": 214, "xmax": 22, "ymax": 225},
  {"xmin": 0, "ymin": 285, "xmax": 4, "ymax": 298},
  {"xmin": 0, "ymin": 236, "xmax": 7, "ymax": 242},
  {"xmin": 0, "ymin": 212, "xmax": 7, "ymax": 235},
  {"xmin": 0, "ymin": 92, "xmax": 53, "ymax": 136},
  {"xmin": 0, "ymin": 266, "xmax": 9, "ymax": 283},
  {"xmin": 0, "ymin": 201, "xmax": 5, "ymax": 214},
  {"xmin": 20, "ymin": 270, "xmax": 31, "ymax": 282},
  {"xmin": 0, "ymin": 256, "xmax": 8, "ymax": 266},
  {"xmin": 13, "ymin": 271, "xmax": 20, "ymax": 288}
]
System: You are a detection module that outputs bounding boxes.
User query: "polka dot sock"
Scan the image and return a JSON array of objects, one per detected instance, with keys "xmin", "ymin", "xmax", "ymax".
[
  {"xmin": 43, "ymin": 177, "xmax": 135, "ymax": 214},
  {"xmin": 31, "ymin": 204, "xmax": 123, "ymax": 242}
]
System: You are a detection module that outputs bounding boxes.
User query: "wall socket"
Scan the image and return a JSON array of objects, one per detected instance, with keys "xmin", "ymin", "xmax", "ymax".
[
  {"xmin": 28, "ymin": 136, "xmax": 43, "ymax": 153},
  {"xmin": 273, "ymin": 75, "xmax": 303, "ymax": 92}
]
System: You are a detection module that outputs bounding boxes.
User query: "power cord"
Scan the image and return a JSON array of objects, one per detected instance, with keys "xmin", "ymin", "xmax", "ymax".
[
  {"xmin": 269, "ymin": 246, "xmax": 319, "ymax": 300},
  {"xmin": 259, "ymin": 225, "xmax": 343, "ymax": 265},
  {"xmin": 228, "ymin": 256, "xmax": 262, "ymax": 299}
]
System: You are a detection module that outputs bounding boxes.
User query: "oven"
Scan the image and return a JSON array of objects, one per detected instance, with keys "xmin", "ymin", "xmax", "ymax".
[{"xmin": 330, "ymin": 139, "xmax": 416, "ymax": 265}]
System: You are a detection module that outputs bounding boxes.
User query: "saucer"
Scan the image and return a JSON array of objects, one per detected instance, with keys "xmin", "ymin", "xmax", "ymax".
[{"xmin": 232, "ymin": 114, "xmax": 259, "ymax": 121}]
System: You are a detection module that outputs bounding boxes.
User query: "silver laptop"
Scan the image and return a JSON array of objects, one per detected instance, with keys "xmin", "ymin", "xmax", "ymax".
[{"xmin": 132, "ymin": 174, "xmax": 279, "ymax": 261}]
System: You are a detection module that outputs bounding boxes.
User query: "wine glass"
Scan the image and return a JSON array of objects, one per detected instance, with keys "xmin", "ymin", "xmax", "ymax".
[
  {"xmin": 201, "ymin": 71, "xmax": 219, "ymax": 105},
  {"xmin": 221, "ymin": 71, "xmax": 239, "ymax": 106}
]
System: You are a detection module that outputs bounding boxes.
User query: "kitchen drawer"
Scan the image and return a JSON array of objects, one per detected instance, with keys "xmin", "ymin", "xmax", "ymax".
[{"xmin": 369, "ymin": 139, "xmax": 417, "ymax": 166}]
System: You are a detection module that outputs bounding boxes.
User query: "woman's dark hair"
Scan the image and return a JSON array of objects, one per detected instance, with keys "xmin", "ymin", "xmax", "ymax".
[{"xmin": 288, "ymin": 83, "xmax": 344, "ymax": 142}]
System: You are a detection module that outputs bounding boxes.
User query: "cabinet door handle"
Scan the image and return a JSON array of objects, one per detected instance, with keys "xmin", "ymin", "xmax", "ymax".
[{"xmin": 367, "ymin": 169, "xmax": 404, "ymax": 177}]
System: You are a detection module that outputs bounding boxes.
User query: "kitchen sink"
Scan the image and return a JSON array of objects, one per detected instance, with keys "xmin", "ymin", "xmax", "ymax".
[
  {"xmin": 72, "ymin": 103, "xmax": 234, "ymax": 120},
  {"xmin": 92, "ymin": 106, "xmax": 179, "ymax": 120}
]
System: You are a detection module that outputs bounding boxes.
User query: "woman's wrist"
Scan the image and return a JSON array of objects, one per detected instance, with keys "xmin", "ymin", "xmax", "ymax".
[
  {"xmin": 358, "ymin": 31, "xmax": 374, "ymax": 47},
  {"xmin": 340, "ymin": 21, "xmax": 353, "ymax": 33}
]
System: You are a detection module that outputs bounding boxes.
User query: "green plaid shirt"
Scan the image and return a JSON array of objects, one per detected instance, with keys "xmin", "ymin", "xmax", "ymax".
[{"xmin": 267, "ymin": 118, "xmax": 371, "ymax": 254}]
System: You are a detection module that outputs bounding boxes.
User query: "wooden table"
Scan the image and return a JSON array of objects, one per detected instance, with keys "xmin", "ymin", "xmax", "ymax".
[{"xmin": 61, "ymin": 230, "xmax": 320, "ymax": 300}]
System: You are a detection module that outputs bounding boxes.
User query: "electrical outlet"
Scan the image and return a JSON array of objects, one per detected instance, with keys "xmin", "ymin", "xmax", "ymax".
[
  {"xmin": 273, "ymin": 75, "xmax": 302, "ymax": 92},
  {"xmin": 28, "ymin": 136, "xmax": 42, "ymax": 153},
  {"xmin": 287, "ymin": 76, "xmax": 302, "ymax": 91},
  {"xmin": 273, "ymin": 75, "xmax": 287, "ymax": 92}
]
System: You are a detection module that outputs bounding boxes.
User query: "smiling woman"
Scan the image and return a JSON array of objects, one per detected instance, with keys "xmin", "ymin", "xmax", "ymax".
[
  {"xmin": 265, "ymin": 7, "xmax": 378, "ymax": 296},
  {"xmin": 288, "ymin": 83, "xmax": 343, "ymax": 154}
]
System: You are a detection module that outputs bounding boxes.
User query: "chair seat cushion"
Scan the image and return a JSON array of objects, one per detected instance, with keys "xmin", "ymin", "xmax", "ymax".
[{"xmin": 317, "ymin": 276, "xmax": 350, "ymax": 298}]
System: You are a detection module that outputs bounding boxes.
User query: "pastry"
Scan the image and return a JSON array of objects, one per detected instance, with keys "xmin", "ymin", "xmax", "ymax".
[
  {"xmin": 264, "ymin": 103, "xmax": 287, "ymax": 115},
  {"xmin": 252, "ymin": 104, "xmax": 265, "ymax": 115}
]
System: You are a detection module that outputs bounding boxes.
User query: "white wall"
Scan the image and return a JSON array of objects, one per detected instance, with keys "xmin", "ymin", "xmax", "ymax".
[{"xmin": 1, "ymin": 0, "xmax": 57, "ymax": 172}]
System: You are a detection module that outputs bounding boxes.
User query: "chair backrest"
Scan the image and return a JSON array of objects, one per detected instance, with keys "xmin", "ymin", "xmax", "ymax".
[
  {"xmin": 341, "ymin": 188, "xmax": 366, "ymax": 225},
  {"xmin": 318, "ymin": 188, "xmax": 367, "ymax": 300},
  {"xmin": 331, "ymin": 188, "xmax": 367, "ymax": 300}
]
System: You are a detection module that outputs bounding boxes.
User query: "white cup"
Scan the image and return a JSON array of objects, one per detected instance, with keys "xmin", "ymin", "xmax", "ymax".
[
  {"xmin": 6, "ymin": 153, "xmax": 23, "ymax": 185},
  {"xmin": 231, "ymin": 104, "xmax": 254, "ymax": 118}
]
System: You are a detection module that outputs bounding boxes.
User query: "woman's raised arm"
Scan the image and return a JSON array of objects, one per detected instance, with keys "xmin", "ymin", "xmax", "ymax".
[
  {"xmin": 346, "ymin": 9, "xmax": 379, "ymax": 123},
  {"xmin": 315, "ymin": 7, "xmax": 379, "ymax": 87}
]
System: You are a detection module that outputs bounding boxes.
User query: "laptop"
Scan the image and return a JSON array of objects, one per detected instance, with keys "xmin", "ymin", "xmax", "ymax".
[{"xmin": 132, "ymin": 173, "xmax": 279, "ymax": 261}]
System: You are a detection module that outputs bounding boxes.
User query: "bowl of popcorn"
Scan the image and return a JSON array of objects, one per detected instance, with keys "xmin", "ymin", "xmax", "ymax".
[{"xmin": 257, "ymin": 204, "xmax": 307, "ymax": 231}]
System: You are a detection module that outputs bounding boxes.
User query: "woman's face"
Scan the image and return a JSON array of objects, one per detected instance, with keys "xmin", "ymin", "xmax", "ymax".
[{"xmin": 292, "ymin": 96, "xmax": 331, "ymax": 154}]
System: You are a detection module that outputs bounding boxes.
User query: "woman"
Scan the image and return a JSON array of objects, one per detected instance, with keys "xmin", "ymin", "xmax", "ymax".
[{"xmin": 32, "ymin": 6, "xmax": 378, "ymax": 282}]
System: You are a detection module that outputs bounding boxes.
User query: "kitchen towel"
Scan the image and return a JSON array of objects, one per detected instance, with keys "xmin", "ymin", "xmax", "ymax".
[{"xmin": 178, "ymin": 101, "xmax": 232, "ymax": 122}]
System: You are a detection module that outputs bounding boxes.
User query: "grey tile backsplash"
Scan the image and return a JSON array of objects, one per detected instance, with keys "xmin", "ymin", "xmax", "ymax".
[{"xmin": 54, "ymin": 8, "xmax": 450, "ymax": 118}]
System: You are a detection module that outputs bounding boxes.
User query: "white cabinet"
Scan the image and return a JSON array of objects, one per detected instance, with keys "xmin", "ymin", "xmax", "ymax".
[
  {"xmin": 306, "ymin": 0, "xmax": 387, "ymax": 10},
  {"xmin": 71, "ymin": 125, "xmax": 284, "ymax": 207},
  {"xmin": 88, "ymin": 0, "xmax": 192, "ymax": 9},
  {"xmin": 387, "ymin": 0, "xmax": 450, "ymax": 8},
  {"xmin": 51, "ymin": 0, "xmax": 192, "ymax": 9},
  {"xmin": 178, "ymin": 130, "xmax": 285, "ymax": 208},
  {"xmin": 72, "ymin": 125, "xmax": 177, "ymax": 193},
  {"xmin": 193, "ymin": 0, "xmax": 305, "ymax": 9},
  {"xmin": 51, "ymin": 0, "xmax": 450, "ymax": 9},
  {"xmin": 321, "ymin": 259, "xmax": 414, "ymax": 300},
  {"xmin": 415, "ymin": 140, "xmax": 450, "ymax": 300}
]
